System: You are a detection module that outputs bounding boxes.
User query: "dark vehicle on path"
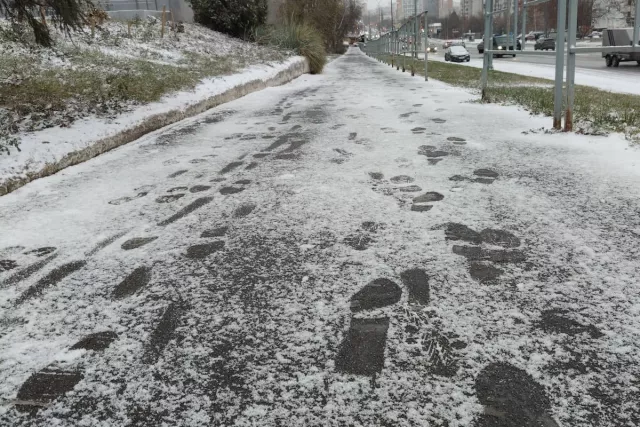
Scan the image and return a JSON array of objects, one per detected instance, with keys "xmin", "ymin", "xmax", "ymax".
[
  {"xmin": 445, "ymin": 45, "xmax": 471, "ymax": 62},
  {"xmin": 477, "ymin": 35, "xmax": 521, "ymax": 58},
  {"xmin": 534, "ymin": 37, "xmax": 555, "ymax": 51}
]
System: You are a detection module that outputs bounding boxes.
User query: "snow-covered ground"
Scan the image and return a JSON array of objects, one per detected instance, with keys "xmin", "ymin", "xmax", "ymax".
[
  {"xmin": 1, "ymin": 48, "xmax": 640, "ymax": 426},
  {"xmin": 0, "ymin": 56, "xmax": 305, "ymax": 190},
  {"xmin": 0, "ymin": 19, "xmax": 293, "ymax": 191}
]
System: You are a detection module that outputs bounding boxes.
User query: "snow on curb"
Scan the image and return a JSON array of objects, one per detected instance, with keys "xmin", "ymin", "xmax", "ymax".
[{"xmin": 0, "ymin": 56, "xmax": 309, "ymax": 196}]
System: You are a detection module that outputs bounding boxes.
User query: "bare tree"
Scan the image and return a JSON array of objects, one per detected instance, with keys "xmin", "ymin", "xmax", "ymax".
[
  {"xmin": 280, "ymin": 0, "xmax": 362, "ymax": 52},
  {"xmin": 591, "ymin": 0, "xmax": 633, "ymax": 26}
]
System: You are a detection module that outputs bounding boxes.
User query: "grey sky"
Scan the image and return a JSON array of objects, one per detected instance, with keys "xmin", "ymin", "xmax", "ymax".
[
  {"xmin": 366, "ymin": 0, "xmax": 389, "ymax": 9},
  {"xmin": 366, "ymin": 0, "xmax": 459, "ymax": 9}
]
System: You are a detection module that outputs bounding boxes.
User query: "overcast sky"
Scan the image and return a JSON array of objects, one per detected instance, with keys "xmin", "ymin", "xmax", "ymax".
[
  {"xmin": 366, "ymin": 0, "xmax": 388, "ymax": 8},
  {"xmin": 366, "ymin": 0, "xmax": 386, "ymax": 9},
  {"xmin": 366, "ymin": 0, "xmax": 459, "ymax": 8}
]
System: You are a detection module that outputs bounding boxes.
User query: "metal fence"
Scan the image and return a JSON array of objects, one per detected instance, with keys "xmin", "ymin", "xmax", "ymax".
[
  {"xmin": 364, "ymin": 0, "xmax": 640, "ymax": 132},
  {"xmin": 363, "ymin": 5, "xmax": 431, "ymax": 81}
]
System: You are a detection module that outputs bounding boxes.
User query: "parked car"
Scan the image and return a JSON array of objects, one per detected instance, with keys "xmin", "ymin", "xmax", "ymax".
[
  {"xmin": 534, "ymin": 37, "xmax": 555, "ymax": 51},
  {"xmin": 444, "ymin": 45, "xmax": 471, "ymax": 62},
  {"xmin": 602, "ymin": 28, "xmax": 640, "ymax": 67},
  {"xmin": 588, "ymin": 31, "xmax": 602, "ymax": 39},
  {"xmin": 477, "ymin": 35, "xmax": 521, "ymax": 57}
]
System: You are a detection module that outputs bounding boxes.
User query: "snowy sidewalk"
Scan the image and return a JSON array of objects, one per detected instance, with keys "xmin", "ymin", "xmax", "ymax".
[{"xmin": 1, "ymin": 49, "xmax": 640, "ymax": 426}]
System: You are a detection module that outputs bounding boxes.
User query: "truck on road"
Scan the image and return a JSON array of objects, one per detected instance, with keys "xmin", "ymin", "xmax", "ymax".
[{"xmin": 603, "ymin": 28, "xmax": 640, "ymax": 67}]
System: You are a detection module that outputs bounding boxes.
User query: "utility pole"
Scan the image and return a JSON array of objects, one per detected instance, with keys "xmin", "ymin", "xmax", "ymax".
[
  {"xmin": 553, "ymin": 0, "xmax": 567, "ymax": 129},
  {"xmin": 565, "ymin": 0, "xmax": 577, "ymax": 131},
  {"xmin": 391, "ymin": 0, "xmax": 395, "ymax": 67},
  {"xmin": 506, "ymin": 0, "xmax": 511, "ymax": 39},
  {"xmin": 414, "ymin": 0, "xmax": 418, "ymax": 59},
  {"xmin": 634, "ymin": 0, "xmax": 640, "ymax": 48},
  {"xmin": 513, "ymin": 0, "xmax": 518, "ymax": 51},
  {"xmin": 424, "ymin": 10, "xmax": 428, "ymax": 81},
  {"xmin": 522, "ymin": 0, "xmax": 527, "ymax": 50},
  {"xmin": 481, "ymin": 0, "xmax": 494, "ymax": 98}
]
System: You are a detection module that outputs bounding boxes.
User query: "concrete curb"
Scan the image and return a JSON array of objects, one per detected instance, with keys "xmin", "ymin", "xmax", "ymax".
[{"xmin": 0, "ymin": 58, "xmax": 310, "ymax": 196}]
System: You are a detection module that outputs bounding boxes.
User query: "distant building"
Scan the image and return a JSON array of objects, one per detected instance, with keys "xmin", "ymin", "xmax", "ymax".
[
  {"xmin": 428, "ymin": 22, "xmax": 442, "ymax": 36},
  {"xmin": 461, "ymin": 0, "xmax": 471, "ymax": 19},
  {"xmin": 461, "ymin": 0, "xmax": 482, "ymax": 19},
  {"xmin": 592, "ymin": 0, "xmax": 633, "ymax": 29},
  {"xmin": 403, "ymin": 0, "xmax": 417, "ymax": 18},
  {"xmin": 482, "ymin": 0, "xmax": 506, "ymax": 13},
  {"xmin": 425, "ymin": 0, "xmax": 439, "ymax": 17},
  {"xmin": 439, "ymin": 0, "xmax": 453, "ymax": 18}
]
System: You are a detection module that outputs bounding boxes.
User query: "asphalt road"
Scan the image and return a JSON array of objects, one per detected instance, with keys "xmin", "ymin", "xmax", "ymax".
[
  {"xmin": 431, "ymin": 38, "xmax": 640, "ymax": 74},
  {"xmin": 1, "ymin": 49, "xmax": 640, "ymax": 426},
  {"xmin": 468, "ymin": 50, "xmax": 640, "ymax": 73}
]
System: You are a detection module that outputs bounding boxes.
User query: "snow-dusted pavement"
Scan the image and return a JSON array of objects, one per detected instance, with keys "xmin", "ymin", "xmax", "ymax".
[{"xmin": 2, "ymin": 49, "xmax": 640, "ymax": 426}]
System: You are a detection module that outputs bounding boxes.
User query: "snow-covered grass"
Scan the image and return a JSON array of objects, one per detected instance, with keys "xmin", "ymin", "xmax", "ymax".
[
  {"xmin": 0, "ymin": 55, "xmax": 307, "ymax": 195},
  {"xmin": 397, "ymin": 57, "xmax": 549, "ymax": 88},
  {"xmin": 0, "ymin": 18, "xmax": 288, "ymax": 154},
  {"xmin": 379, "ymin": 55, "xmax": 640, "ymax": 141}
]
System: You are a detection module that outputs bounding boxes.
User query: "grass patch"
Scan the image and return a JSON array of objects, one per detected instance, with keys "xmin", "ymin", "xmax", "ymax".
[
  {"xmin": 0, "ymin": 49, "xmax": 243, "ymax": 134},
  {"xmin": 377, "ymin": 54, "xmax": 640, "ymax": 139},
  {"xmin": 2, "ymin": 48, "xmax": 239, "ymax": 107},
  {"xmin": 255, "ymin": 23, "xmax": 327, "ymax": 74},
  {"xmin": 0, "ymin": 19, "xmax": 288, "ymax": 154},
  {"xmin": 383, "ymin": 55, "xmax": 549, "ymax": 88}
]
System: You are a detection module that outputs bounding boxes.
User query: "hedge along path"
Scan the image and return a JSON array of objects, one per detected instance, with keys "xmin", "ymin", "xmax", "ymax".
[{"xmin": 0, "ymin": 58, "xmax": 310, "ymax": 196}]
